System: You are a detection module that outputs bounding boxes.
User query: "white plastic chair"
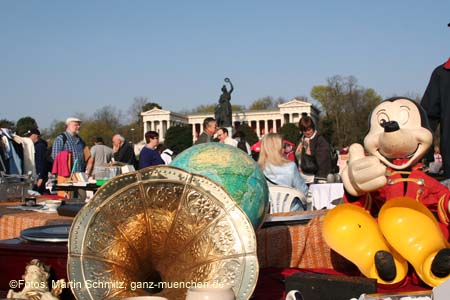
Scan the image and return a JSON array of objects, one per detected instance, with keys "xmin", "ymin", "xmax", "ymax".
[{"xmin": 268, "ymin": 185, "xmax": 308, "ymax": 213}]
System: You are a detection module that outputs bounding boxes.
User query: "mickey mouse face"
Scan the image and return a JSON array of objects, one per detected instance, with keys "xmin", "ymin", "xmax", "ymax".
[{"xmin": 364, "ymin": 98, "xmax": 432, "ymax": 170}]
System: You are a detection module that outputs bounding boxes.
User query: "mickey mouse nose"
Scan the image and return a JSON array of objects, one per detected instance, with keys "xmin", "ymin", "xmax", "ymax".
[{"xmin": 382, "ymin": 120, "xmax": 400, "ymax": 132}]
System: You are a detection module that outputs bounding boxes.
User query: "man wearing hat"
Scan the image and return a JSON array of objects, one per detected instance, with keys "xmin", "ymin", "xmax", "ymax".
[
  {"xmin": 26, "ymin": 128, "xmax": 48, "ymax": 194},
  {"xmin": 421, "ymin": 22, "xmax": 450, "ymax": 179},
  {"xmin": 51, "ymin": 117, "xmax": 89, "ymax": 196}
]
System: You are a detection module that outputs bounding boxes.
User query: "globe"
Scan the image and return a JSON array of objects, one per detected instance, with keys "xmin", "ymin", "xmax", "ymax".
[{"xmin": 171, "ymin": 143, "xmax": 269, "ymax": 229}]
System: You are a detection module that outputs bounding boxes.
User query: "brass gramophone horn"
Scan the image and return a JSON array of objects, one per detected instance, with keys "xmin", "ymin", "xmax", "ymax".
[{"xmin": 68, "ymin": 166, "xmax": 258, "ymax": 300}]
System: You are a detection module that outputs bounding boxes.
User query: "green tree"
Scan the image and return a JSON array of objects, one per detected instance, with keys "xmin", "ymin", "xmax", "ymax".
[
  {"xmin": 47, "ymin": 120, "xmax": 66, "ymax": 138},
  {"xmin": 79, "ymin": 106, "xmax": 122, "ymax": 147},
  {"xmin": 237, "ymin": 123, "xmax": 259, "ymax": 146},
  {"xmin": 279, "ymin": 123, "xmax": 301, "ymax": 145},
  {"xmin": 142, "ymin": 102, "xmax": 162, "ymax": 112},
  {"xmin": 249, "ymin": 96, "xmax": 274, "ymax": 110},
  {"xmin": 190, "ymin": 103, "xmax": 245, "ymax": 114},
  {"xmin": 311, "ymin": 75, "xmax": 382, "ymax": 148},
  {"xmin": 192, "ymin": 104, "xmax": 216, "ymax": 114},
  {"xmin": 318, "ymin": 116, "xmax": 335, "ymax": 145},
  {"xmin": 0, "ymin": 119, "xmax": 15, "ymax": 131},
  {"xmin": 45, "ymin": 120, "xmax": 63, "ymax": 142},
  {"xmin": 231, "ymin": 104, "xmax": 246, "ymax": 111},
  {"xmin": 16, "ymin": 116, "xmax": 38, "ymax": 136},
  {"xmin": 43, "ymin": 120, "xmax": 66, "ymax": 149},
  {"xmin": 164, "ymin": 125, "xmax": 193, "ymax": 155},
  {"xmin": 44, "ymin": 107, "xmax": 121, "ymax": 147}
]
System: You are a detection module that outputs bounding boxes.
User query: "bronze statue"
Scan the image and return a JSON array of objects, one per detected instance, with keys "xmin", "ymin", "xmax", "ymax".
[{"xmin": 215, "ymin": 78, "xmax": 234, "ymax": 127}]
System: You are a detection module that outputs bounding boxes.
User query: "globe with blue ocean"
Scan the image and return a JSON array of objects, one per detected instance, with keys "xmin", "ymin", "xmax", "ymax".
[{"xmin": 171, "ymin": 143, "xmax": 268, "ymax": 229}]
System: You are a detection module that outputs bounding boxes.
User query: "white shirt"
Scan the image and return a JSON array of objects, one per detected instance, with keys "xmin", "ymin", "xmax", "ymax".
[{"xmin": 222, "ymin": 137, "xmax": 238, "ymax": 147}]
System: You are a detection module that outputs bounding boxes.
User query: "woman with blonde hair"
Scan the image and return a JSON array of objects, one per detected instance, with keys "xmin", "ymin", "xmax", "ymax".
[{"xmin": 258, "ymin": 133, "xmax": 308, "ymax": 211}]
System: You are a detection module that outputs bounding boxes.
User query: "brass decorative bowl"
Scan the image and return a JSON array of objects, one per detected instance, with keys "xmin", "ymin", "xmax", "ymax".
[{"xmin": 68, "ymin": 166, "xmax": 258, "ymax": 300}]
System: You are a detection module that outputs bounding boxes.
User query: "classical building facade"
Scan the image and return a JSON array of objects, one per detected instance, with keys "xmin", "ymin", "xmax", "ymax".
[{"xmin": 141, "ymin": 99, "xmax": 319, "ymax": 142}]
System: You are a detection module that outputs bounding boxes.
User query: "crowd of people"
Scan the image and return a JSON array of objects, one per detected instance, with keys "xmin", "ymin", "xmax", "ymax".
[
  {"xmin": 6, "ymin": 92, "xmax": 448, "ymax": 206},
  {"xmin": 1, "ymin": 117, "xmax": 174, "ymax": 198},
  {"xmin": 1, "ymin": 111, "xmax": 339, "ymax": 206},
  {"xmin": 191, "ymin": 114, "xmax": 341, "ymax": 211}
]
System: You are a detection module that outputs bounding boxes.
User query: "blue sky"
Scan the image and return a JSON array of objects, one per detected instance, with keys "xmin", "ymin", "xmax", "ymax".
[{"xmin": 1, "ymin": 1, "xmax": 449, "ymax": 130}]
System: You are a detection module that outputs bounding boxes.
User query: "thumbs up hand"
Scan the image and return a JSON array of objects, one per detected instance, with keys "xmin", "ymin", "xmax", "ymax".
[{"xmin": 342, "ymin": 143, "xmax": 387, "ymax": 196}]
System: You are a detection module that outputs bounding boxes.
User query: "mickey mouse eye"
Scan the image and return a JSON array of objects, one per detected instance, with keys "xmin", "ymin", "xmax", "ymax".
[{"xmin": 377, "ymin": 112, "xmax": 390, "ymax": 127}]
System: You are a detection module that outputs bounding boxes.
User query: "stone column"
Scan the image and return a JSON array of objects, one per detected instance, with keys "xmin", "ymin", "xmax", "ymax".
[
  {"xmin": 144, "ymin": 121, "xmax": 148, "ymax": 133},
  {"xmin": 192, "ymin": 123, "xmax": 197, "ymax": 142},
  {"xmin": 256, "ymin": 120, "xmax": 261, "ymax": 138},
  {"xmin": 159, "ymin": 120, "xmax": 167, "ymax": 140}
]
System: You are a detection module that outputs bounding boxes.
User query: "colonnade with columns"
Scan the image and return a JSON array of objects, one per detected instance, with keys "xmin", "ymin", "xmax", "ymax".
[
  {"xmin": 144, "ymin": 119, "xmax": 186, "ymax": 141},
  {"xmin": 141, "ymin": 100, "xmax": 318, "ymax": 142}
]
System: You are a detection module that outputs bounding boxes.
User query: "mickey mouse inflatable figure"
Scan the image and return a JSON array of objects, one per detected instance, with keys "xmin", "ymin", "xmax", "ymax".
[{"xmin": 323, "ymin": 97, "xmax": 450, "ymax": 287}]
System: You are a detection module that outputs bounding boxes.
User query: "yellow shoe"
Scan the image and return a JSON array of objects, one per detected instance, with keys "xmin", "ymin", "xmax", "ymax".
[
  {"xmin": 323, "ymin": 203, "xmax": 408, "ymax": 284},
  {"xmin": 379, "ymin": 197, "xmax": 450, "ymax": 287}
]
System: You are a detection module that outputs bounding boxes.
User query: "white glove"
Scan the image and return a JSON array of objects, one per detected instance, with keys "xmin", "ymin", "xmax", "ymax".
[{"xmin": 342, "ymin": 143, "xmax": 387, "ymax": 196}]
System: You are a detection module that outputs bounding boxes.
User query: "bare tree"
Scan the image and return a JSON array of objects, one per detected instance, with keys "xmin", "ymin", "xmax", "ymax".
[
  {"xmin": 78, "ymin": 106, "xmax": 122, "ymax": 146},
  {"xmin": 231, "ymin": 104, "xmax": 246, "ymax": 112},
  {"xmin": 128, "ymin": 96, "xmax": 149, "ymax": 124},
  {"xmin": 191, "ymin": 104, "xmax": 216, "ymax": 114},
  {"xmin": 293, "ymin": 96, "xmax": 308, "ymax": 102},
  {"xmin": 249, "ymin": 96, "xmax": 274, "ymax": 110},
  {"xmin": 311, "ymin": 75, "xmax": 382, "ymax": 148},
  {"xmin": 273, "ymin": 97, "xmax": 287, "ymax": 107},
  {"xmin": 390, "ymin": 91, "xmax": 422, "ymax": 103},
  {"xmin": 127, "ymin": 97, "xmax": 162, "ymax": 142}
]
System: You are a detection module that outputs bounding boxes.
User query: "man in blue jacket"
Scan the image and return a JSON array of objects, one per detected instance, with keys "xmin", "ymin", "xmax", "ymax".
[{"xmin": 138, "ymin": 131, "xmax": 164, "ymax": 169}]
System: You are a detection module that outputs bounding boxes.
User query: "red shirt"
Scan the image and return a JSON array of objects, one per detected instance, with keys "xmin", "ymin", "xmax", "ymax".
[{"xmin": 345, "ymin": 165, "xmax": 450, "ymax": 240}]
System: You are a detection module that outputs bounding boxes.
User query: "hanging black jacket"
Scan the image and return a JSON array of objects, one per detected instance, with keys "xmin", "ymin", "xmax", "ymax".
[{"xmin": 421, "ymin": 58, "xmax": 450, "ymax": 179}]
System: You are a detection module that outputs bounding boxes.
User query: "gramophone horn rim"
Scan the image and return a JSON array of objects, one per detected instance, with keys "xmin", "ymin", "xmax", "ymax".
[{"xmin": 67, "ymin": 165, "xmax": 258, "ymax": 300}]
